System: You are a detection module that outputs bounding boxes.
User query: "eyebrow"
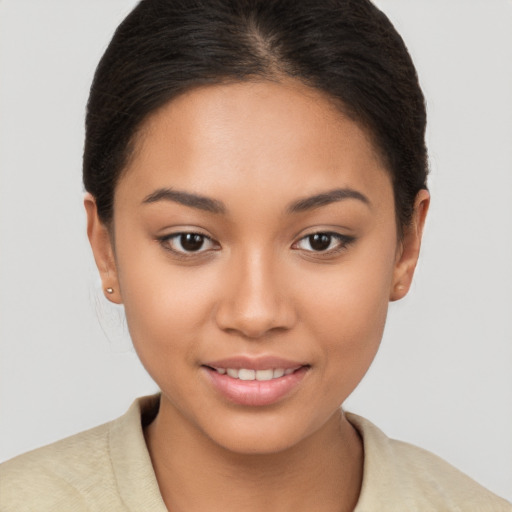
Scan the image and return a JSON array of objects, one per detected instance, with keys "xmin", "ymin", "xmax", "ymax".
[
  {"xmin": 287, "ymin": 188, "xmax": 371, "ymax": 213},
  {"xmin": 142, "ymin": 188, "xmax": 226, "ymax": 214},
  {"xmin": 142, "ymin": 186, "xmax": 370, "ymax": 215}
]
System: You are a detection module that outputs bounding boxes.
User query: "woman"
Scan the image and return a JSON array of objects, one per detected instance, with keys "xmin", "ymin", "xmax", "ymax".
[{"xmin": 1, "ymin": 0, "xmax": 510, "ymax": 510}]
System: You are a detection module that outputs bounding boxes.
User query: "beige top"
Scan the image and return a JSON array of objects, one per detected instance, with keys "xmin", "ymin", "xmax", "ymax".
[{"xmin": 1, "ymin": 395, "xmax": 510, "ymax": 512}]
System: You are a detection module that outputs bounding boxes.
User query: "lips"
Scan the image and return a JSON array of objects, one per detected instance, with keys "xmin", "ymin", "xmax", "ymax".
[
  {"xmin": 215, "ymin": 367, "xmax": 297, "ymax": 381},
  {"xmin": 202, "ymin": 356, "xmax": 310, "ymax": 406}
]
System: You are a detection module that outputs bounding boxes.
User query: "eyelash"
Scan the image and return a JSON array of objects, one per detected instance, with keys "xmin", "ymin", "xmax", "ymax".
[
  {"xmin": 159, "ymin": 232, "xmax": 219, "ymax": 256},
  {"xmin": 158, "ymin": 231, "xmax": 355, "ymax": 257},
  {"xmin": 292, "ymin": 232, "xmax": 355, "ymax": 255}
]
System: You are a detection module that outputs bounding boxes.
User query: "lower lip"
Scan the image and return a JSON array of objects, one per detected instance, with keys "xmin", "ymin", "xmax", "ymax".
[{"xmin": 203, "ymin": 366, "xmax": 309, "ymax": 407}]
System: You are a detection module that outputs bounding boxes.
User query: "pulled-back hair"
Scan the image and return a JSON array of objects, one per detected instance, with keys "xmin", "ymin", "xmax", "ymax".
[{"xmin": 83, "ymin": 0, "xmax": 428, "ymax": 233}]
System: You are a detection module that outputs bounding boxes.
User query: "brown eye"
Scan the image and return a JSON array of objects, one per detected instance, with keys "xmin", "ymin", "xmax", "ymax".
[
  {"xmin": 295, "ymin": 232, "xmax": 354, "ymax": 253},
  {"xmin": 308, "ymin": 233, "xmax": 332, "ymax": 251},
  {"xmin": 180, "ymin": 233, "xmax": 206, "ymax": 252},
  {"xmin": 161, "ymin": 232, "xmax": 217, "ymax": 254}
]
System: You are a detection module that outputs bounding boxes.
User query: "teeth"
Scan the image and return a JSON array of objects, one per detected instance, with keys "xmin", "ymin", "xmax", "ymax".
[
  {"xmin": 238, "ymin": 369, "xmax": 255, "ymax": 381},
  {"xmin": 256, "ymin": 369, "xmax": 274, "ymax": 381},
  {"xmin": 214, "ymin": 367, "xmax": 298, "ymax": 381}
]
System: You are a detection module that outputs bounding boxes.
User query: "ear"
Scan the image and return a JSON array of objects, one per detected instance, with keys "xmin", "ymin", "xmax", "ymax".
[
  {"xmin": 84, "ymin": 193, "xmax": 122, "ymax": 304},
  {"xmin": 389, "ymin": 189, "xmax": 430, "ymax": 302}
]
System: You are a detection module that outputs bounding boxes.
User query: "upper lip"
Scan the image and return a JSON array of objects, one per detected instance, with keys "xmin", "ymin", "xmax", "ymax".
[{"xmin": 203, "ymin": 356, "xmax": 308, "ymax": 371}]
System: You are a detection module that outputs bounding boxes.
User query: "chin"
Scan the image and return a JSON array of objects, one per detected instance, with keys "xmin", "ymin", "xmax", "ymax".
[
  {"xmin": 212, "ymin": 428, "xmax": 306, "ymax": 456},
  {"xmin": 201, "ymin": 409, "xmax": 337, "ymax": 456}
]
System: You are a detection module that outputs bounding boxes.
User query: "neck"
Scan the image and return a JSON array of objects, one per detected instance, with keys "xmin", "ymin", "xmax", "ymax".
[{"xmin": 145, "ymin": 397, "xmax": 363, "ymax": 512}]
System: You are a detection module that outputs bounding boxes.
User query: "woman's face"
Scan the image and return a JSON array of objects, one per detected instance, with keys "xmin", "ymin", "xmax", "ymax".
[{"xmin": 87, "ymin": 80, "xmax": 427, "ymax": 454}]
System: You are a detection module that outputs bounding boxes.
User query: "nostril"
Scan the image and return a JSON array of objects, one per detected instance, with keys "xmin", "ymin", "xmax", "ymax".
[{"xmin": 214, "ymin": 301, "xmax": 297, "ymax": 339}]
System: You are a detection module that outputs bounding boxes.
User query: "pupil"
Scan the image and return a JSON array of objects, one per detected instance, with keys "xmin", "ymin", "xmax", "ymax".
[
  {"xmin": 310, "ymin": 233, "xmax": 331, "ymax": 251},
  {"xmin": 181, "ymin": 234, "xmax": 204, "ymax": 251}
]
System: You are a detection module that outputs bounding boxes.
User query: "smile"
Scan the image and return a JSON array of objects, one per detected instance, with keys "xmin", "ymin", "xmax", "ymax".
[
  {"xmin": 212, "ymin": 367, "xmax": 298, "ymax": 381},
  {"xmin": 202, "ymin": 361, "xmax": 310, "ymax": 407}
]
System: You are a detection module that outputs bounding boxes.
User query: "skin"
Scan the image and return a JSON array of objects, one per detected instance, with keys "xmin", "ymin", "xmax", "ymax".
[{"xmin": 85, "ymin": 80, "xmax": 429, "ymax": 512}]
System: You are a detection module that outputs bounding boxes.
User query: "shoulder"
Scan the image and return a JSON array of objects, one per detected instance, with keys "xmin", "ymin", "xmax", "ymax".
[
  {"xmin": 0, "ymin": 395, "xmax": 163, "ymax": 512},
  {"xmin": 347, "ymin": 413, "xmax": 512, "ymax": 512},
  {"xmin": 0, "ymin": 421, "xmax": 117, "ymax": 512},
  {"xmin": 386, "ymin": 438, "xmax": 511, "ymax": 510}
]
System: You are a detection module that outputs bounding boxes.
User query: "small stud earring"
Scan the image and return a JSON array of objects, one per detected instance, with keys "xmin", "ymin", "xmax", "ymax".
[{"xmin": 106, "ymin": 287, "xmax": 114, "ymax": 294}]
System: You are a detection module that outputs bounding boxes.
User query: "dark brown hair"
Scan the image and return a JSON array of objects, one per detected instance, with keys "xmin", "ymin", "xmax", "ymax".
[{"xmin": 83, "ymin": 0, "xmax": 428, "ymax": 233}]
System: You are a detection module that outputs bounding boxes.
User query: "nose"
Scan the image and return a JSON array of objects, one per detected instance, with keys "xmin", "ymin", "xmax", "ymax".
[{"xmin": 214, "ymin": 249, "xmax": 297, "ymax": 339}]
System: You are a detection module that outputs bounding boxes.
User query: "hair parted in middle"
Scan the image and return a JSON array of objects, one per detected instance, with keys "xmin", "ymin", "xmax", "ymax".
[{"xmin": 83, "ymin": 0, "xmax": 428, "ymax": 235}]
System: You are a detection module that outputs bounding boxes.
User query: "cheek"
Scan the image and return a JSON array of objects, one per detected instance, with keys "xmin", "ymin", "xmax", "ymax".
[
  {"xmin": 114, "ymin": 242, "xmax": 216, "ymax": 367},
  {"xmin": 117, "ymin": 261, "xmax": 221, "ymax": 412},
  {"xmin": 304, "ymin": 274, "xmax": 390, "ymax": 364},
  {"xmin": 303, "ymin": 242, "xmax": 394, "ymax": 332},
  {"xmin": 298, "ymin": 241, "xmax": 396, "ymax": 391}
]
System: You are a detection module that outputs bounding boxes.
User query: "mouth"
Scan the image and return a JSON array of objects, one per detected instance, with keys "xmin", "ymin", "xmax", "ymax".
[
  {"xmin": 201, "ymin": 359, "xmax": 310, "ymax": 406},
  {"xmin": 206, "ymin": 366, "xmax": 301, "ymax": 381}
]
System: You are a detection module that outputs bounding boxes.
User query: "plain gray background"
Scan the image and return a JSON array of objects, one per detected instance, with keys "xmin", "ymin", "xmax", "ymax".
[{"xmin": 1, "ymin": 0, "xmax": 511, "ymax": 502}]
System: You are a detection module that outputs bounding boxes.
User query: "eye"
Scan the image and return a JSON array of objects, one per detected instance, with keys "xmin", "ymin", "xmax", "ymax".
[
  {"xmin": 160, "ymin": 232, "xmax": 218, "ymax": 254},
  {"xmin": 294, "ymin": 232, "xmax": 354, "ymax": 253}
]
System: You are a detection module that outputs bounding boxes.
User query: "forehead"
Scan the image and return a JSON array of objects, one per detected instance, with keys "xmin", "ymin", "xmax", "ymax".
[{"xmin": 116, "ymin": 80, "xmax": 392, "ymax": 213}]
